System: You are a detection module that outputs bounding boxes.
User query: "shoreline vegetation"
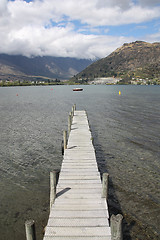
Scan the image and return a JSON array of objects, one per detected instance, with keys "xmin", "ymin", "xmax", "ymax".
[
  {"xmin": 0, "ymin": 80, "xmax": 65, "ymax": 87},
  {"xmin": 0, "ymin": 78, "xmax": 160, "ymax": 87}
]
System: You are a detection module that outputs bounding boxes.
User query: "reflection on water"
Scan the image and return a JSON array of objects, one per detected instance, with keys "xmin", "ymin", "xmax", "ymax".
[{"xmin": 0, "ymin": 85, "xmax": 160, "ymax": 240}]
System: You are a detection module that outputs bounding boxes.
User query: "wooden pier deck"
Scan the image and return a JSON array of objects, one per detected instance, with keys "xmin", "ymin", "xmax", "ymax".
[{"xmin": 43, "ymin": 110, "xmax": 112, "ymax": 240}]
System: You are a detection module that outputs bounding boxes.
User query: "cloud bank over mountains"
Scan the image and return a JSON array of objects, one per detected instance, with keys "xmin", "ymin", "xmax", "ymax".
[{"xmin": 1, "ymin": 0, "xmax": 160, "ymax": 59}]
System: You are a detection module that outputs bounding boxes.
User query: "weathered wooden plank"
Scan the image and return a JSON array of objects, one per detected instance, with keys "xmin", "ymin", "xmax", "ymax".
[
  {"xmin": 68, "ymin": 140, "xmax": 93, "ymax": 144},
  {"xmin": 67, "ymin": 145, "xmax": 93, "ymax": 149},
  {"xmin": 61, "ymin": 166, "xmax": 98, "ymax": 170},
  {"xmin": 67, "ymin": 139, "xmax": 92, "ymax": 143},
  {"xmin": 62, "ymin": 160, "xmax": 97, "ymax": 163},
  {"xmin": 63, "ymin": 157, "xmax": 96, "ymax": 160},
  {"xmin": 61, "ymin": 163, "xmax": 98, "ymax": 167},
  {"xmin": 58, "ymin": 178, "xmax": 101, "ymax": 185},
  {"xmin": 68, "ymin": 138, "xmax": 92, "ymax": 142},
  {"xmin": 53, "ymin": 199, "xmax": 108, "ymax": 210},
  {"xmin": 44, "ymin": 237, "xmax": 111, "ymax": 240},
  {"xmin": 66, "ymin": 148, "xmax": 95, "ymax": 152},
  {"xmin": 56, "ymin": 188, "xmax": 102, "ymax": 194},
  {"xmin": 67, "ymin": 147, "xmax": 94, "ymax": 150},
  {"xmin": 64, "ymin": 155, "xmax": 96, "ymax": 159},
  {"xmin": 47, "ymin": 218, "xmax": 109, "ymax": 227},
  {"xmin": 52, "ymin": 204, "xmax": 107, "ymax": 211},
  {"xmin": 54, "ymin": 198, "xmax": 107, "ymax": 205},
  {"xmin": 58, "ymin": 175, "xmax": 100, "ymax": 180},
  {"xmin": 62, "ymin": 160, "xmax": 97, "ymax": 164},
  {"xmin": 60, "ymin": 170, "xmax": 99, "ymax": 174},
  {"xmin": 60, "ymin": 168, "xmax": 98, "ymax": 171},
  {"xmin": 61, "ymin": 168, "xmax": 98, "ymax": 171},
  {"xmin": 70, "ymin": 128, "xmax": 91, "ymax": 132},
  {"xmin": 57, "ymin": 183, "xmax": 102, "ymax": 189},
  {"xmin": 64, "ymin": 151, "xmax": 95, "ymax": 155},
  {"xmin": 69, "ymin": 136, "xmax": 91, "ymax": 139},
  {"xmin": 50, "ymin": 210, "xmax": 109, "ymax": 218},
  {"xmin": 60, "ymin": 172, "xmax": 99, "ymax": 176},
  {"xmin": 65, "ymin": 148, "xmax": 94, "ymax": 152},
  {"xmin": 45, "ymin": 226, "xmax": 111, "ymax": 237},
  {"xmin": 56, "ymin": 193, "xmax": 102, "ymax": 199},
  {"xmin": 64, "ymin": 157, "xmax": 96, "ymax": 161}
]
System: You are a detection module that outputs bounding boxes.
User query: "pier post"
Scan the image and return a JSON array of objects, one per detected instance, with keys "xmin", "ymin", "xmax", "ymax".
[
  {"xmin": 72, "ymin": 106, "xmax": 74, "ymax": 117},
  {"xmin": 101, "ymin": 172, "xmax": 109, "ymax": 199},
  {"xmin": 50, "ymin": 171, "xmax": 57, "ymax": 210},
  {"xmin": 111, "ymin": 214, "xmax": 123, "ymax": 240},
  {"xmin": 71, "ymin": 111, "xmax": 73, "ymax": 122},
  {"xmin": 63, "ymin": 130, "xmax": 67, "ymax": 150},
  {"xmin": 68, "ymin": 113, "xmax": 72, "ymax": 135},
  {"xmin": 25, "ymin": 219, "xmax": 36, "ymax": 240},
  {"xmin": 61, "ymin": 139, "xmax": 64, "ymax": 155}
]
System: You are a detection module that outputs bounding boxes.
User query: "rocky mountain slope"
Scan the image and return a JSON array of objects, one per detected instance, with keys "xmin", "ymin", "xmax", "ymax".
[{"xmin": 72, "ymin": 41, "xmax": 160, "ymax": 84}]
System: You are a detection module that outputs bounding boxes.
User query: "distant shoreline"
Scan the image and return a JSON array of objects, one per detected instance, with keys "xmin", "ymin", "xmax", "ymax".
[{"xmin": 0, "ymin": 80, "xmax": 160, "ymax": 87}]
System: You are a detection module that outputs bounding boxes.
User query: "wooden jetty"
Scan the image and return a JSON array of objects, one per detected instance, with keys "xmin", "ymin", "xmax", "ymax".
[{"xmin": 25, "ymin": 105, "xmax": 123, "ymax": 240}]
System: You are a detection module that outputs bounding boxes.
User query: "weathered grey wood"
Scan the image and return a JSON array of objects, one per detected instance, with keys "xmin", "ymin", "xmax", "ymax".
[
  {"xmin": 62, "ymin": 159, "xmax": 97, "ymax": 163},
  {"xmin": 111, "ymin": 214, "xmax": 123, "ymax": 240},
  {"xmin": 58, "ymin": 179, "xmax": 101, "ymax": 183},
  {"xmin": 43, "ymin": 237, "xmax": 111, "ymax": 240},
  {"xmin": 60, "ymin": 173, "xmax": 99, "ymax": 178},
  {"xmin": 56, "ymin": 187, "xmax": 102, "ymax": 194},
  {"xmin": 64, "ymin": 153, "xmax": 96, "ymax": 158},
  {"xmin": 102, "ymin": 172, "xmax": 109, "ymax": 199},
  {"xmin": 50, "ymin": 210, "xmax": 109, "ymax": 218},
  {"xmin": 61, "ymin": 169, "xmax": 99, "ymax": 173},
  {"xmin": 45, "ymin": 226, "xmax": 111, "ymax": 236},
  {"xmin": 63, "ymin": 130, "xmax": 67, "ymax": 150},
  {"xmin": 61, "ymin": 163, "xmax": 98, "ymax": 167},
  {"xmin": 48, "ymin": 217, "xmax": 109, "ymax": 227},
  {"xmin": 57, "ymin": 193, "xmax": 103, "ymax": 200},
  {"xmin": 53, "ymin": 198, "xmax": 108, "ymax": 209},
  {"xmin": 68, "ymin": 113, "xmax": 72, "ymax": 134},
  {"xmin": 50, "ymin": 171, "xmax": 57, "ymax": 210},
  {"xmin": 72, "ymin": 106, "xmax": 74, "ymax": 116},
  {"xmin": 54, "ymin": 198, "xmax": 108, "ymax": 205},
  {"xmin": 43, "ymin": 110, "xmax": 112, "ymax": 240},
  {"xmin": 64, "ymin": 156, "xmax": 96, "ymax": 161},
  {"xmin": 71, "ymin": 109, "xmax": 73, "ymax": 120},
  {"xmin": 25, "ymin": 219, "xmax": 36, "ymax": 240},
  {"xmin": 58, "ymin": 175, "xmax": 100, "ymax": 180},
  {"xmin": 57, "ymin": 183, "xmax": 102, "ymax": 189},
  {"xmin": 52, "ymin": 204, "xmax": 107, "ymax": 210}
]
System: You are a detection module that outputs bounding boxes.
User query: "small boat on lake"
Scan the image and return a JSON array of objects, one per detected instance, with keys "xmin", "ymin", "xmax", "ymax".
[{"xmin": 73, "ymin": 88, "xmax": 83, "ymax": 91}]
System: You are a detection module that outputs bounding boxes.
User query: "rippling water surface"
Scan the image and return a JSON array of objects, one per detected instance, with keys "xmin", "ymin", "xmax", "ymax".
[{"xmin": 0, "ymin": 85, "xmax": 160, "ymax": 240}]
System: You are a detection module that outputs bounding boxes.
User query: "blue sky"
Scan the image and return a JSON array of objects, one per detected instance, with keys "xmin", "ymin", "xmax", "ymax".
[{"xmin": 1, "ymin": 0, "xmax": 160, "ymax": 59}]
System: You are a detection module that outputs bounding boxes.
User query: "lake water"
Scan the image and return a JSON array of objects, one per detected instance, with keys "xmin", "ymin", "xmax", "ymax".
[{"xmin": 0, "ymin": 85, "xmax": 160, "ymax": 240}]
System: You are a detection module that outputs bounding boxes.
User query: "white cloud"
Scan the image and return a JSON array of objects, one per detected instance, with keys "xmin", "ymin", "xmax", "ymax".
[
  {"xmin": 138, "ymin": 0, "xmax": 160, "ymax": 7},
  {"xmin": 0, "ymin": 0, "xmax": 8, "ymax": 14},
  {"xmin": 30, "ymin": 0, "xmax": 160, "ymax": 27},
  {"xmin": 96, "ymin": 0, "xmax": 132, "ymax": 10},
  {"xmin": 0, "ymin": 0, "xmax": 159, "ymax": 59},
  {"xmin": 145, "ymin": 30, "xmax": 160, "ymax": 43},
  {"xmin": 0, "ymin": 23, "xmax": 133, "ymax": 58}
]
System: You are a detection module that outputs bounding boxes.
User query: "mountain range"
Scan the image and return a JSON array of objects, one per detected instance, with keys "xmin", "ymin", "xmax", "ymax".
[
  {"xmin": 1, "ymin": 41, "xmax": 160, "ymax": 85},
  {"xmin": 72, "ymin": 41, "xmax": 160, "ymax": 84},
  {"xmin": 0, "ymin": 54, "xmax": 92, "ymax": 81}
]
